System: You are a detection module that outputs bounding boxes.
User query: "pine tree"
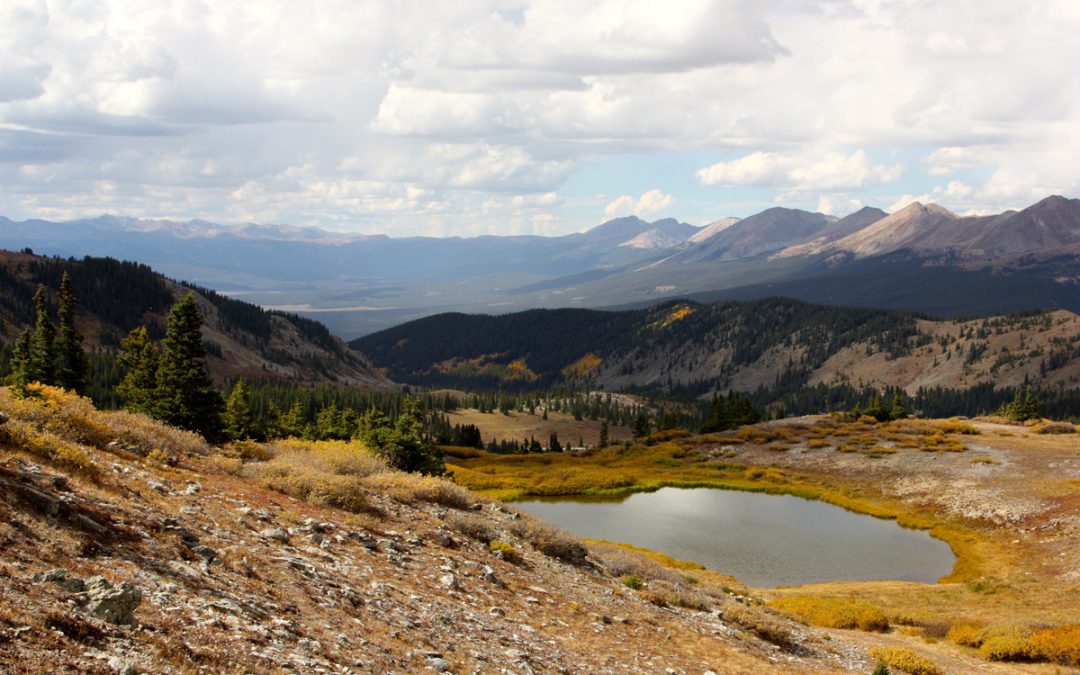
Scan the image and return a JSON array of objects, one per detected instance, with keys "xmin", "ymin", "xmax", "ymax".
[
  {"xmin": 276, "ymin": 401, "xmax": 308, "ymax": 438},
  {"xmin": 28, "ymin": 287, "xmax": 56, "ymax": 385},
  {"xmin": 224, "ymin": 378, "xmax": 258, "ymax": 440},
  {"xmin": 54, "ymin": 272, "xmax": 88, "ymax": 392},
  {"xmin": 117, "ymin": 326, "xmax": 160, "ymax": 414},
  {"xmin": 1022, "ymin": 386, "xmax": 1040, "ymax": 421},
  {"xmin": 598, "ymin": 420, "xmax": 609, "ymax": 448},
  {"xmin": 6, "ymin": 328, "xmax": 33, "ymax": 393},
  {"xmin": 633, "ymin": 411, "xmax": 651, "ymax": 438},
  {"xmin": 153, "ymin": 293, "xmax": 224, "ymax": 439},
  {"xmin": 889, "ymin": 389, "xmax": 907, "ymax": 420},
  {"xmin": 548, "ymin": 431, "xmax": 562, "ymax": 453}
]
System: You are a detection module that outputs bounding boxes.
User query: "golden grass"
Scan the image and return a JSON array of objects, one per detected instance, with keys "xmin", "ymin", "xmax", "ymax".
[
  {"xmin": 868, "ymin": 647, "xmax": 941, "ymax": 675},
  {"xmin": 769, "ymin": 596, "xmax": 889, "ymax": 632}
]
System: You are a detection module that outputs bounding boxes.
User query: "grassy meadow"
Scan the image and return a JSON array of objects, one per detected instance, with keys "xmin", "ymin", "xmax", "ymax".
[{"xmin": 446, "ymin": 413, "xmax": 1080, "ymax": 670}]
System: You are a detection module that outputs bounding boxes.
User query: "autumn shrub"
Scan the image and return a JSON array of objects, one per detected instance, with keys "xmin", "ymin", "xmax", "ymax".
[
  {"xmin": 446, "ymin": 512, "xmax": 497, "ymax": 543},
  {"xmin": 362, "ymin": 472, "xmax": 472, "ymax": 509},
  {"xmin": 588, "ymin": 542, "xmax": 684, "ymax": 585},
  {"xmin": 721, "ymin": 602, "xmax": 796, "ymax": 648},
  {"xmin": 978, "ymin": 624, "xmax": 1040, "ymax": 662},
  {"xmin": 867, "ymin": 647, "xmax": 941, "ymax": 675},
  {"xmin": 770, "ymin": 596, "xmax": 889, "ymax": 632},
  {"xmin": 1030, "ymin": 624, "xmax": 1080, "ymax": 666},
  {"xmin": 946, "ymin": 621, "xmax": 985, "ymax": 647},
  {"xmin": 806, "ymin": 438, "xmax": 829, "ymax": 449},
  {"xmin": 649, "ymin": 428, "xmax": 692, "ymax": 443},
  {"xmin": 254, "ymin": 440, "xmax": 385, "ymax": 514},
  {"xmin": 623, "ymin": 573, "xmax": 644, "ymax": 590},
  {"xmin": 489, "ymin": 540, "xmax": 522, "ymax": 564},
  {"xmin": 2, "ymin": 418, "xmax": 100, "ymax": 478},
  {"xmin": 1032, "ymin": 422, "xmax": 1078, "ymax": 434},
  {"xmin": 509, "ymin": 515, "xmax": 588, "ymax": 565},
  {"xmin": 641, "ymin": 580, "xmax": 711, "ymax": 611},
  {"xmin": 936, "ymin": 420, "xmax": 980, "ymax": 435}
]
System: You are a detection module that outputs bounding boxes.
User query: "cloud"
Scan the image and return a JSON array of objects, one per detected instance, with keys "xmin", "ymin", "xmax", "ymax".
[
  {"xmin": 1, "ymin": 0, "xmax": 1080, "ymax": 234},
  {"xmin": 698, "ymin": 149, "xmax": 904, "ymax": 192},
  {"xmin": 603, "ymin": 189, "xmax": 674, "ymax": 220},
  {"xmin": 816, "ymin": 195, "xmax": 862, "ymax": 217},
  {"xmin": 887, "ymin": 181, "xmax": 975, "ymax": 212}
]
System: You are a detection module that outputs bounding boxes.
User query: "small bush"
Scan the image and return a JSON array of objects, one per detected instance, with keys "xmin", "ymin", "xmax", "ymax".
[
  {"xmin": 1030, "ymin": 624, "xmax": 1080, "ymax": 666},
  {"xmin": 867, "ymin": 647, "xmax": 941, "ymax": 675},
  {"xmin": 640, "ymin": 579, "xmax": 711, "ymax": 611},
  {"xmin": 770, "ymin": 596, "xmax": 889, "ymax": 632},
  {"xmin": 363, "ymin": 472, "xmax": 472, "ymax": 509},
  {"xmin": 978, "ymin": 624, "xmax": 1040, "ymax": 662},
  {"xmin": 509, "ymin": 515, "xmax": 588, "ymax": 565},
  {"xmin": 589, "ymin": 543, "xmax": 684, "ymax": 585},
  {"xmin": 446, "ymin": 513, "xmax": 497, "ymax": 543},
  {"xmin": 623, "ymin": 573, "xmax": 644, "ymax": 590},
  {"xmin": 946, "ymin": 621, "xmax": 985, "ymax": 647},
  {"xmin": 806, "ymin": 438, "xmax": 829, "ymax": 449},
  {"xmin": 936, "ymin": 421, "xmax": 979, "ymax": 435},
  {"xmin": 489, "ymin": 540, "xmax": 522, "ymax": 564},
  {"xmin": 722, "ymin": 603, "xmax": 796, "ymax": 648},
  {"xmin": 1032, "ymin": 422, "xmax": 1078, "ymax": 434}
]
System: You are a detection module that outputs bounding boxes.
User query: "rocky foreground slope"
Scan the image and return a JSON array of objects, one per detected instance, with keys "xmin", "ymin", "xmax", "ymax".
[{"xmin": 0, "ymin": 386, "xmax": 878, "ymax": 674}]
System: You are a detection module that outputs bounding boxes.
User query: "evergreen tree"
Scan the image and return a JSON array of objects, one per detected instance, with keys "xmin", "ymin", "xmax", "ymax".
[
  {"xmin": 6, "ymin": 328, "xmax": 32, "ymax": 393},
  {"xmin": 888, "ymin": 389, "xmax": 907, "ymax": 420},
  {"xmin": 633, "ymin": 411, "xmax": 651, "ymax": 438},
  {"xmin": 224, "ymin": 378, "xmax": 259, "ymax": 440},
  {"xmin": 117, "ymin": 326, "xmax": 160, "ymax": 414},
  {"xmin": 153, "ymin": 293, "xmax": 224, "ymax": 439},
  {"xmin": 54, "ymin": 272, "xmax": 88, "ymax": 392},
  {"xmin": 275, "ymin": 401, "xmax": 307, "ymax": 438},
  {"xmin": 28, "ymin": 287, "xmax": 56, "ymax": 385},
  {"xmin": 363, "ymin": 396, "xmax": 444, "ymax": 474},
  {"xmin": 1022, "ymin": 386, "xmax": 1041, "ymax": 421},
  {"xmin": 548, "ymin": 431, "xmax": 562, "ymax": 453},
  {"xmin": 865, "ymin": 390, "xmax": 887, "ymax": 421},
  {"xmin": 598, "ymin": 420, "xmax": 609, "ymax": 448}
]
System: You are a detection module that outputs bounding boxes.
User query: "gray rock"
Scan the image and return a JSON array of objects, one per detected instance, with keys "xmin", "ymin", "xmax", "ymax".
[
  {"xmin": 253, "ymin": 508, "xmax": 274, "ymax": 522},
  {"xmin": 34, "ymin": 568, "xmax": 86, "ymax": 593},
  {"xmin": 428, "ymin": 657, "xmax": 451, "ymax": 671},
  {"xmin": 85, "ymin": 577, "xmax": 142, "ymax": 625},
  {"xmin": 481, "ymin": 565, "xmax": 502, "ymax": 586},
  {"xmin": 438, "ymin": 574, "xmax": 459, "ymax": 591},
  {"xmin": 0, "ymin": 411, "xmax": 9, "ymax": 425},
  {"xmin": 107, "ymin": 656, "xmax": 136, "ymax": 675},
  {"xmin": 259, "ymin": 528, "xmax": 289, "ymax": 543},
  {"xmin": 146, "ymin": 481, "xmax": 168, "ymax": 494}
]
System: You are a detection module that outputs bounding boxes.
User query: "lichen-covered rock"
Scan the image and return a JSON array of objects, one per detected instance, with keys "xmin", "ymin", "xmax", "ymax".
[{"xmin": 85, "ymin": 576, "xmax": 142, "ymax": 625}]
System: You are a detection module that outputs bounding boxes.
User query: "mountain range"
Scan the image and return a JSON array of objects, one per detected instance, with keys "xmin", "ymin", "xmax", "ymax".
[{"xmin": 3, "ymin": 195, "xmax": 1079, "ymax": 338}]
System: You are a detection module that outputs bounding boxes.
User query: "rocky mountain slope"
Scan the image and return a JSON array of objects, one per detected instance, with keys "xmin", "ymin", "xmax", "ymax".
[
  {"xmin": 353, "ymin": 298, "xmax": 1080, "ymax": 397},
  {"xmin": 0, "ymin": 250, "xmax": 392, "ymax": 389},
  {"xmin": 0, "ymin": 385, "xmax": 876, "ymax": 673},
  {"xmin": 4, "ymin": 196, "xmax": 1080, "ymax": 337}
]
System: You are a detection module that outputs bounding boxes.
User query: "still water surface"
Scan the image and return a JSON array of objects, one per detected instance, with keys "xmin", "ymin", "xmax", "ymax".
[{"xmin": 516, "ymin": 488, "xmax": 955, "ymax": 587}]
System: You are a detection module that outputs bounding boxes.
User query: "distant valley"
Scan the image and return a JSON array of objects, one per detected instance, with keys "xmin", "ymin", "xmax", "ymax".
[{"xmin": 3, "ymin": 195, "xmax": 1079, "ymax": 338}]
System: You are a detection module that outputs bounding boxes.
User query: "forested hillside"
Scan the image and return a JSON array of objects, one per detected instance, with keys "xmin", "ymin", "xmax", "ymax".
[
  {"xmin": 0, "ymin": 250, "xmax": 392, "ymax": 391},
  {"xmin": 353, "ymin": 298, "xmax": 1080, "ymax": 401}
]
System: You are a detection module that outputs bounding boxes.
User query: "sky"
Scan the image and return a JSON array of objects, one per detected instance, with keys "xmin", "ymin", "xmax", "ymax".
[{"xmin": 2, "ymin": 0, "xmax": 1079, "ymax": 237}]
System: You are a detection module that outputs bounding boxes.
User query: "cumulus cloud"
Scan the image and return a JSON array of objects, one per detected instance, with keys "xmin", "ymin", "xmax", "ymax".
[
  {"xmin": 1, "ymin": 0, "xmax": 1079, "ymax": 233},
  {"xmin": 603, "ymin": 189, "xmax": 675, "ymax": 220},
  {"xmin": 698, "ymin": 149, "xmax": 904, "ymax": 192}
]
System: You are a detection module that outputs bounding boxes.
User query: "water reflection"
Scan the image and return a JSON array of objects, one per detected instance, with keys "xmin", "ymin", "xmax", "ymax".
[{"xmin": 516, "ymin": 487, "xmax": 955, "ymax": 587}]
